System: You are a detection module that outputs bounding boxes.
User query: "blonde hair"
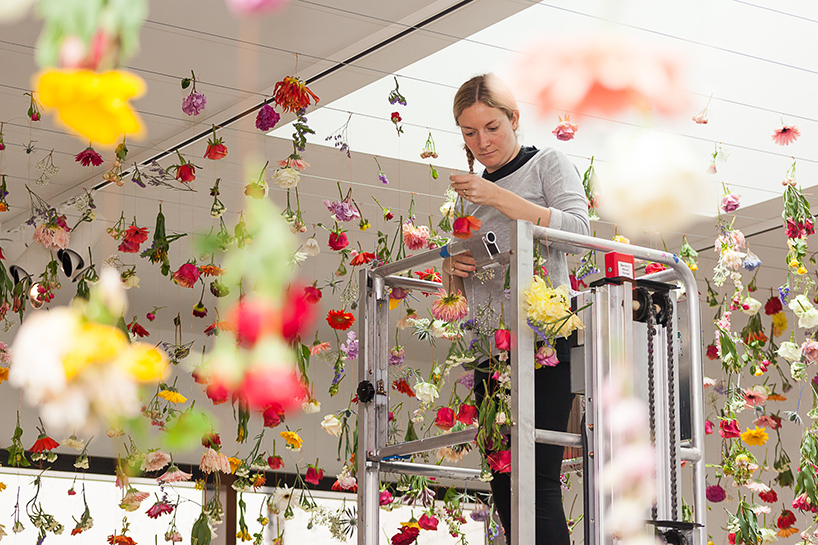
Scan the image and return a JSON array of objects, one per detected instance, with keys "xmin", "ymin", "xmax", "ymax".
[{"xmin": 453, "ymin": 73, "xmax": 519, "ymax": 173}]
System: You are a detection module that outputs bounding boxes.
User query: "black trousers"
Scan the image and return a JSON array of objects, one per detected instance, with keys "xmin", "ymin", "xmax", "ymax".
[{"xmin": 473, "ymin": 338, "xmax": 574, "ymax": 545}]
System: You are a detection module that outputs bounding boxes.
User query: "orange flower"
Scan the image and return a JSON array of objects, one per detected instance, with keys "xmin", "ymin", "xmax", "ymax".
[
  {"xmin": 777, "ymin": 527, "xmax": 799, "ymax": 538},
  {"xmin": 350, "ymin": 251, "xmax": 375, "ymax": 266},
  {"xmin": 392, "ymin": 378, "xmax": 415, "ymax": 397},
  {"xmin": 767, "ymin": 394, "xmax": 787, "ymax": 401},
  {"xmin": 452, "ymin": 215, "xmax": 481, "ymax": 240},
  {"xmin": 0, "ymin": 366, "xmax": 8, "ymax": 384},
  {"xmin": 199, "ymin": 265, "xmax": 225, "ymax": 277},
  {"xmin": 108, "ymin": 536, "xmax": 137, "ymax": 545},
  {"xmin": 273, "ymin": 76, "xmax": 320, "ymax": 113},
  {"xmin": 326, "ymin": 309, "xmax": 355, "ymax": 331}
]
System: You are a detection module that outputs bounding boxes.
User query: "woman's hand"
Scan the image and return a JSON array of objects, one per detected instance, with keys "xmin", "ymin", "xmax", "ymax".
[
  {"xmin": 443, "ymin": 251, "xmax": 476, "ymax": 279},
  {"xmin": 450, "ymin": 173, "xmax": 503, "ymax": 206}
]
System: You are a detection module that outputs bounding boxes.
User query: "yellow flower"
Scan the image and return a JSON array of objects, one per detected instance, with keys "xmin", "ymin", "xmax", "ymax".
[
  {"xmin": 35, "ymin": 69, "xmax": 145, "ymax": 145},
  {"xmin": 401, "ymin": 520, "xmax": 420, "ymax": 529},
  {"xmin": 689, "ymin": 263, "xmax": 698, "ymax": 271},
  {"xmin": 0, "ymin": 366, "xmax": 8, "ymax": 384},
  {"xmin": 613, "ymin": 235, "xmax": 630, "ymax": 244},
  {"xmin": 116, "ymin": 343, "xmax": 169, "ymax": 382},
  {"xmin": 772, "ymin": 312, "xmax": 788, "ymax": 337},
  {"xmin": 798, "ymin": 266, "xmax": 808, "ymax": 275},
  {"xmin": 62, "ymin": 323, "xmax": 128, "ymax": 379},
  {"xmin": 227, "ymin": 457, "xmax": 242, "ymax": 474},
  {"xmin": 194, "ymin": 480, "xmax": 206, "ymax": 490},
  {"xmin": 0, "ymin": 482, "xmax": 6, "ymax": 492},
  {"xmin": 741, "ymin": 426, "xmax": 769, "ymax": 447},
  {"xmin": 778, "ymin": 527, "xmax": 799, "ymax": 538},
  {"xmin": 237, "ymin": 529, "xmax": 253, "ymax": 542},
  {"xmin": 158, "ymin": 389, "xmax": 187, "ymax": 404},
  {"xmin": 280, "ymin": 431, "xmax": 303, "ymax": 452},
  {"xmin": 789, "ymin": 259, "xmax": 800, "ymax": 269}
]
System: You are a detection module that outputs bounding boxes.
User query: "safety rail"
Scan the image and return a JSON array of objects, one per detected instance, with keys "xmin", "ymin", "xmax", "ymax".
[{"xmin": 356, "ymin": 220, "xmax": 705, "ymax": 545}]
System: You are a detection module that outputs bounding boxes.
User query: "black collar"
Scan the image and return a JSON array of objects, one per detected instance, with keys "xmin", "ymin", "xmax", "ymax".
[{"xmin": 482, "ymin": 146, "xmax": 539, "ymax": 182}]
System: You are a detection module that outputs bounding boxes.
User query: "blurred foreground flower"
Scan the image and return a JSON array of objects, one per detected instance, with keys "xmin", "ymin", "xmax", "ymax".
[
  {"xmin": 35, "ymin": 70, "xmax": 145, "ymax": 145},
  {"xmin": 9, "ymin": 269, "xmax": 168, "ymax": 432},
  {"xmin": 516, "ymin": 35, "xmax": 687, "ymax": 117}
]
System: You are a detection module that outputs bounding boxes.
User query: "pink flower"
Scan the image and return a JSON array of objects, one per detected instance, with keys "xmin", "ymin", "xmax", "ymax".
[
  {"xmin": 309, "ymin": 341, "xmax": 331, "ymax": 356},
  {"xmin": 418, "ymin": 513, "xmax": 439, "ymax": 531},
  {"xmin": 305, "ymin": 465, "xmax": 323, "ymax": 486},
  {"xmin": 754, "ymin": 414, "xmax": 782, "ymax": 430},
  {"xmin": 704, "ymin": 420, "xmax": 714, "ymax": 435},
  {"xmin": 146, "ymin": 500, "xmax": 174, "ymax": 519},
  {"xmin": 773, "ymin": 125, "xmax": 800, "ymax": 146},
  {"xmin": 430, "ymin": 289, "xmax": 468, "ymax": 322},
  {"xmin": 487, "ymin": 450, "xmax": 511, "ymax": 473},
  {"xmin": 744, "ymin": 386, "xmax": 767, "ymax": 408},
  {"xmin": 182, "ymin": 91, "xmax": 206, "ymax": 116},
  {"xmin": 792, "ymin": 493, "xmax": 818, "ymax": 513},
  {"xmin": 516, "ymin": 36, "xmax": 687, "ymax": 117},
  {"xmin": 535, "ymin": 344, "xmax": 559, "ymax": 367},
  {"xmin": 494, "ymin": 329, "xmax": 511, "ymax": 351},
  {"xmin": 434, "ymin": 407, "xmax": 456, "ymax": 431},
  {"xmin": 379, "ymin": 490, "xmax": 393, "ymax": 506},
  {"xmin": 225, "ymin": 0, "xmax": 289, "ymax": 15},
  {"xmin": 120, "ymin": 489, "xmax": 150, "ymax": 511},
  {"xmin": 157, "ymin": 465, "xmax": 193, "ymax": 484},
  {"xmin": 551, "ymin": 114, "xmax": 578, "ymax": 141},
  {"xmin": 278, "ymin": 158, "xmax": 310, "ymax": 170},
  {"xmin": 803, "ymin": 340, "xmax": 818, "ymax": 363},
  {"xmin": 255, "ymin": 104, "xmax": 280, "ymax": 131},
  {"xmin": 200, "ymin": 447, "xmax": 231, "ymax": 474},
  {"xmin": 719, "ymin": 419, "xmax": 741, "ymax": 439},
  {"xmin": 173, "ymin": 263, "xmax": 200, "ymax": 288},
  {"xmin": 706, "ymin": 484, "xmax": 725, "ymax": 503},
  {"xmin": 75, "ymin": 146, "xmax": 103, "ymax": 167},
  {"xmin": 33, "ymin": 224, "xmax": 70, "ymax": 250},
  {"xmin": 720, "ymin": 193, "xmax": 741, "ymax": 214},
  {"xmin": 402, "ymin": 222, "xmax": 430, "ymax": 251},
  {"xmin": 141, "ymin": 450, "xmax": 171, "ymax": 472}
]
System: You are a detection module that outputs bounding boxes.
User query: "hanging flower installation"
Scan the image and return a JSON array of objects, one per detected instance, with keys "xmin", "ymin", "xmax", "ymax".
[
  {"xmin": 181, "ymin": 71, "xmax": 207, "ymax": 116},
  {"xmin": 772, "ymin": 123, "xmax": 800, "ymax": 146},
  {"xmin": 273, "ymin": 75, "xmax": 319, "ymax": 113},
  {"xmin": 26, "ymin": 186, "xmax": 70, "ymax": 251},
  {"xmin": 203, "ymin": 125, "xmax": 228, "ymax": 160}
]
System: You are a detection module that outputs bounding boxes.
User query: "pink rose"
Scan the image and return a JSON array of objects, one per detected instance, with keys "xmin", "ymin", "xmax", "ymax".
[
  {"xmin": 173, "ymin": 263, "xmax": 200, "ymax": 288},
  {"xmin": 434, "ymin": 407, "xmax": 456, "ymax": 431},
  {"xmin": 719, "ymin": 419, "xmax": 741, "ymax": 439},
  {"xmin": 720, "ymin": 193, "xmax": 741, "ymax": 214},
  {"xmin": 494, "ymin": 329, "xmax": 511, "ymax": 351}
]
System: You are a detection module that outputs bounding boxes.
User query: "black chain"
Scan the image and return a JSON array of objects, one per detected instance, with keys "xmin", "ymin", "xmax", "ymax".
[
  {"xmin": 665, "ymin": 294, "xmax": 679, "ymax": 521},
  {"xmin": 643, "ymin": 288, "xmax": 658, "ymax": 522}
]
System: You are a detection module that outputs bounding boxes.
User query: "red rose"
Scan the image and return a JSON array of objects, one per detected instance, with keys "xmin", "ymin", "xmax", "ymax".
[
  {"xmin": 705, "ymin": 344, "xmax": 719, "ymax": 360},
  {"xmin": 704, "ymin": 420, "xmax": 714, "ymax": 435},
  {"xmin": 390, "ymin": 112, "xmax": 402, "ymax": 123},
  {"xmin": 304, "ymin": 286, "xmax": 322, "ymax": 304},
  {"xmin": 390, "ymin": 526, "xmax": 419, "ymax": 545},
  {"xmin": 204, "ymin": 143, "xmax": 228, "ymax": 160},
  {"xmin": 328, "ymin": 231, "xmax": 348, "ymax": 251},
  {"xmin": 305, "ymin": 466, "xmax": 323, "ymax": 486},
  {"xmin": 176, "ymin": 163, "xmax": 196, "ymax": 183},
  {"xmin": 487, "ymin": 450, "xmax": 511, "ymax": 473},
  {"xmin": 434, "ymin": 407, "xmax": 456, "ymax": 431},
  {"xmin": 418, "ymin": 513, "xmax": 438, "ymax": 531},
  {"xmin": 452, "ymin": 216, "xmax": 481, "ymax": 240},
  {"xmin": 173, "ymin": 263, "xmax": 200, "ymax": 288},
  {"xmin": 457, "ymin": 404, "xmax": 478, "ymax": 426},
  {"xmin": 267, "ymin": 455, "xmax": 284, "ymax": 470},
  {"xmin": 765, "ymin": 296, "xmax": 783, "ymax": 316},
  {"xmin": 206, "ymin": 383, "xmax": 229, "ymax": 405},
  {"xmin": 494, "ymin": 329, "xmax": 511, "ymax": 351},
  {"xmin": 719, "ymin": 419, "xmax": 741, "ymax": 439},
  {"xmin": 262, "ymin": 405, "xmax": 284, "ymax": 428}
]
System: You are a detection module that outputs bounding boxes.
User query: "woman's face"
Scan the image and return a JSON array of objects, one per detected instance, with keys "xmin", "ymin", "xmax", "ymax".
[{"xmin": 457, "ymin": 102, "xmax": 520, "ymax": 173}]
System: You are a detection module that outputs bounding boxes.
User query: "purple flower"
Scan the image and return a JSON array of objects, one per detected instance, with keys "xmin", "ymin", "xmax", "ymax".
[
  {"xmin": 388, "ymin": 346, "xmax": 405, "ymax": 366},
  {"xmin": 779, "ymin": 285, "xmax": 790, "ymax": 305},
  {"xmin": 340, "ymin": 331, "xmax": 359, "ymax": 360},
  {"xmin": 705, "ymin": 484, "xmax": 725, "ymax": 503},
  {"xmin": 720, "ymin": 193, "xmax": 741, "ymax": 214},
  {"xmin": 378, "ymin": 173, "xmax": 389, "ymax": 184},
  {"xmin": 182, "ymin": 91, "xmax": 207, "ymax": 116},
  {"xmin": 742, "ymin": 252, "xmax": 762, "ymax": 271},
  {"xmin": 255, "ymin": 104, "xmax": 280, "ymax": 131},
  {"xmin": 456, "ymin": 371, "xmax": 474, "ymax": 389},
  {"xmin": 470, "ymin": 503, "xmax": 490, "ymax": 522},
  {"xmin": 324, "ymin": 199, "xmax": 360, "ymax": 222}
]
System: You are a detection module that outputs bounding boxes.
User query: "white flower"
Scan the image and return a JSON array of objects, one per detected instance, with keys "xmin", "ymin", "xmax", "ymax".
[
  {"xmin": 304, "ymin": 237, "xmax": 320, "ymax": 256},
  {"xmin": 720, "ymin": 249, "xmax": 746, "ymax": 270},
  {"xmin": 270, "ymin": 485, "xmax": 292, "ymax": 514},
  {"xmin": 741, "ymin": 297, "xmax": 762, "ymax": 316},
  {"xmin": 778, "ymin": 341, "xmax": 802, "ymax": 362},
  {"xmin": 320, "ymin": 414, "xmax": 342, "ymax": 436},
  {"xmin": 98, "ymin": 268, "xmax": 127, "ymax": 315},
  {"xmin": 703, "ymin": 376, "xmax": 716, "ymax": 388},
  {"xmin": 122, "ymin": 274, "xmax": 140, "ymax": 289},
  {"xmin": 789, "ymin": 294, "xmax": 818, "ymax": 329},
  {"xmin": 414, "ymin": 382, "xmax": 439, "ymax": 405},
  {"xmin": 291, "ymin": 249, "xmax": 308, "ymax": 265},
  {"xmin": 430, "ymin": 320, "xmax": 447, "ymax": 338},
  {"xmin": 302, "ymin": 399, "xmax": 320, "ymax": 414},
  {"xmin": 759, "ymin": 528, "xmax": 778, "ymax": 544},
  {"xmin": 271, "ymin": 167, "xmax": 300, "ymax": 189},
  {"xmin": 744, "ymin": 480, "xmax": 770, "ymax": 494},
  {"xmin": 495, "ymin": 412, "xmax": 507, "ymax": 425},
  {"xmin": 440, "ymin": 200, "xmax": 455, "ymax": 219}
]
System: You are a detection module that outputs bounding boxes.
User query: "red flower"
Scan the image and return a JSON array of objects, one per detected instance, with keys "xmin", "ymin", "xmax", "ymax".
[
  {"xmin": 772, "ymin": 125, "xmax": 800, "ymax": 146},
  {"xmin": 494, "ymin": 329, "xmax": 511, "ymax": 351},
  {"xmin": 108, "ymin": 536, "xmax": 137, "ymax": 545},
  {"xmin": 719, "ymin": 419, "xmax": 741, "ymax": 439},
  {"xmin": 487, "ymin": 450, "xmax": 511, "ymax": 473},
  {"xmin": 777, "ymin": 509, "xmax": 797, "ymax": 529},
  {"xmin": 118, "ymin": 225, "xmax": 149, "ymax": 253},
  {"xmin": 206, "ymin": 383, "xmax": 229, "ymax": 405},
  {"xmin": 201, "ymin": 433, "xmax": 221, "ymax": 449},
  {"xmin": 129, "ymin": 322, "xmax": 150, "ymax": 338},
  {"xmin": 414, "ymin": 268, "xmax": 442, "ymax": 283},
  {"xmin": 262, "ymin": 404, "xmax": 284, "ymax": 428},
  {"xmin": 75, "ymin": 146, "xmax": 103, "ymax": 167},
  {"xmin": 176, "ymin": 163, "xmax": 196, "ymax": 183},
  {"xmin": 268, "ymin": 455, "xmax": 284, "ymax": 470},
  {"xmin": 350, "ymin": 251, "xmax": 375, "ymax": 266},
  {"xmin": 229, "ymin": 299, "xmax": 278, "ymax": 348},
  {"xmin": 392, "ymin": 378, "xmax": 415, "ymax": 397},
  {"xmin": 645, "ymin": 262, "xmax": 667, "ymax": 275},
  {"xmin": 705, "ymin": 344, "xmax": 718, "ymax": 360},
  {"xmin": 30, "ymin": 434, "xmax": 59, "ymax": 453},
  {"xmin": 785, "ymin": 218, "xmax": 800, "ymax": 239},
  {"xmin": 457, "ymin": 404, "xmax": 478, "ymax": 426},
  {"xmin": 327, "ymin": 309, "xmax": 355, "ymax": 331},
  {"xmin": 173, "ymin": 263, "xmax": 200, "ymax": 288},
  {"xmin": 304, "ymin": 286, "xmax": 322, "ymax": 304},
  {"xmin": 765, "ymin": 296, "xmax": 783, "ymax": 316},
  {"xmin": 452, "ymin": 216, "xmax": 482, "ymax": 240},
  {"xmin": 758, "ymin": 489, "xmax": 778, "ymax": 503},
  {"xmin": 434, "ymin": 407, "xmax": 456, "ymax": 431},
  {"xmin": 328, "ymin": 231, "xmax": 349, "ymax": 251},
  {"xmin": 704, "ymin": 420, "xmax": 714, "ymax": 435},
  {"xmin": 391, "ymin": 112, "xmax": 402, "ymax": 124},
  {"xmin": 281, "ymin": 285, "xmax": 315, "ymax": 342},
  {"xmin": 204, "ymin": 142, "xmax": 227, "ymax": 160},
  {"xmin": 391, "ymin": 526, "xmax": 419, "ymax": 545},
  {"xmin": 239, "ymin": 367, "xmax": 308, "ymax": 412},
  {"xmin": 418, "ymin": 513, "xmax": 438, "ymax": 531},
  {"xmin": 305, "ymin": 466, "xmax": 324, "ymax": 486},
  {"xmin": 273, "ymin": 76, "xmax": 320, "ymax": 113},
  {"xmin": 331, "ymin": 478, "xmax": 357, "ymax": 492}
]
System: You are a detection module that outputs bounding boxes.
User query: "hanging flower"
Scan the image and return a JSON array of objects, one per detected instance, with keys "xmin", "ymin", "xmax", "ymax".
[
  {"xmin": 452, "ymin": 215, "xmax": 482, "ymax": 240},
  {"xmin": 75, "ymin": 145, "xmax": 103, "ymax": 167},
  {"xmin": 457, "ymin": 403, "xmax": 477, "ymax": 426},
  {"xmin": 35, "ymin": 70, "xmax": 145, "ymax": 144},
  {"xmin": 157, "ymin": 465, "xmax": 192, "ymax": 484},
  {"xmin": 552, "ymin": 114, "xmax": 578, "ymax": 141},
  {"xmin": 740, "ymin": 426, "xmax": 769, "ymax": 446},
  {"xmin": 487, "ymin": 450, "xmax": 511, "ymax": 473},
  {"xmin": 158, "ymin": 389, "xmax": 187, "ymax": 404},
  {"xmin": 431, "ymin": 289, "xmax": 468, "ymax": 322},
  {"xmin": 30, "ymin": 429, "xmax": 59, "ymax": 454},
  {"xmin": 391, "ymin": 526, "xmax": 420, "ymax": 545},
  {"xmin": 25, "ymin": 91, "xmax": 41, "ymax": 121},
  {"xmin": 758, "ymin": 489, "xmax": 778, "ymax": 503},
  {"xmin": 271, "ymin": 167, "xmax": 300, "ymax": 189},
  {"xmin": 146, "ymin": 499, "xmax": 174, "ymax": 519},
  {"xmin": 765, "ymin": 296, "xmax": 783, "ymax": 315},
  {"xmin": 280, "ymin": 430, "xmax": 303, "ymax": 451},
  {"xmin": 390, "ymin": 111, "xmax": 403, "ymax": 135},
  {"xmin": 434, "ymin": 407, "xmax": 456, "ymax": 431},
  {"xmin": 719, "ymin": 419, "xmax": 741, "ymax": 438},
  {"xmin": 321, "ymin": 414, "xmax": 342, "ymax": 436},
  {"xmin": 403, "ymin": 222, "xmax": 430, "ymax": 250},
  {"xmin": 720, "ymin": 193, "xmax": 741, "ymax": 214},
  {"xmin": 392, "ymin": 378, "xmax": 415, "ymax": 397},
  {"xmin": 128, "ymin": 320, "xmax": 149, "ymax": 338},
  {"xmin": 328, "ymin": 230, "xmax": 349, "ymax": 251},
  {"xmin": 705, "ymin": 484, "xmax": 726, "ymax": 503},
  {"xmin": 192, "ymin": 301, "xmax": 207, "ymax": 318},
  {"xmin": 305, "ymin": 464, "xmax": 323, "ymax": 486},
  {"xmin": 772, "ymin": 124, "xmax": 800, "ymax": 146},
  {"xmin": 120, "ymin": 488, "xmax": 150, "ymax": 511},
  {"xmin": 350, "ymin": 251, "xmax": 375, "ymax": 266},
  {"xmin": 255, "ymin": 103, "xmax": 280, "ymax": 131},
  {"xmin": 118, "ymin": 224, "xmax": 149, "ymax": 253},
  {"xmin": 273, "ymin": 76, "xmax": 319, "ymax": 113},
  {"xmin": 181, "ymin": 71, "xmax": 206, "ymax": 116},
  {"xmin": 268, "ymin": 455, "xmax": 284, "ymax": 469},
  {"xmin": 327, "ymin": 309, "xmax": 355, "ymax": 331},
  {"xmin": 387, "ymin": 77, "xmax": 407, "ymax": 106},
  {"xmin": 168, "ymin": 151, "xmax": 197, "ymax": 183},
  {"xmin": 200, "ymin": 447, "xmax": 231, "ymax": 474},
  {"xmin": 692, "ymin": 94, "xmax": 711, "ymax": 124},
  {"xmin": 203, "ymin": 125, "xmax": 228, "ymax": 160}
]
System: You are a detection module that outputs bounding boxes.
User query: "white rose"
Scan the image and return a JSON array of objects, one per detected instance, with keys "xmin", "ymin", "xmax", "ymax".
[
  {"xmin": 800, "ymin": 308, "xmax": 818, "ymax": 330},
  {"xmin": 414, "ymin": 382, "xmax": 439, "ymax": 405},
  {"xmin": 272, "ymin": 167, "xmax": 300, "ymax": 189},
  {"xmin": 430, "ymin": 320, "xmax": 447, "ymax": 338},
  {"xmin": 741, "ymin": 297, "xmax": 762, "ymax": 316},
  {"xmin": 302, "ymin": 399, "xmax": 320, "ymax": 414},
  {"xmin": 321, "ymin": 414, "xmax": 342, "ymax": 436},
  {"xmin": 789, "ymin": 294, "xmax": 814, "ymax": 318},
  {"xmin": 777, "ymin": 341, "xmax": 802, "ymax": 362}
]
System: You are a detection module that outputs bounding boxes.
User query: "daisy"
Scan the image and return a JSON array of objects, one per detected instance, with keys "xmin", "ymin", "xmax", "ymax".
[
  {"xmin": 158, "ymin": 389, "xmax": 187, "ymax": 404},
  {"xmin": 740, "ymin": 426, "xmax": 769, "ymax": 447},
  {"xmin": 326, "ymin": 309, "xmax": 355, "ymax": 331},
  {"xmin": 431, "ymin": 289, "xmax": 468, "ymax": 322},
  {"xmin": 157, "ymin": 465, "xmax": 193, "ymax": 484},
  {"xmin": 772, "ymin": 124, "xmax": 800, "ymax": 146},
  {"xmin": 280, "ymin": 430, "xmax": 303, "ymax": 451}
]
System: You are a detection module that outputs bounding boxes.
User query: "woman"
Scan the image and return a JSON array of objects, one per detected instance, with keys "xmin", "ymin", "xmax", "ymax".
[{"xmin": 442, "ymin": 74, "xmax": 590, "ymax": 545}]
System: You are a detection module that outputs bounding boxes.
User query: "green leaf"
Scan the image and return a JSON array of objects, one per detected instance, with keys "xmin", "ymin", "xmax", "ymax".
[
  {"xmin": 191, "ymin": 511, "xmax": 212, "ymax": 545},
  {"xmin": 181, "ymin": 78, "xmax": 191, "ymax": 90}
]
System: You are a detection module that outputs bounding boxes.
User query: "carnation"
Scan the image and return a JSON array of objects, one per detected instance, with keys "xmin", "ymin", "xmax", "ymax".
[{"xmin": 255, "ymin": 104, "xmax": 280, "ymax": 131}]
